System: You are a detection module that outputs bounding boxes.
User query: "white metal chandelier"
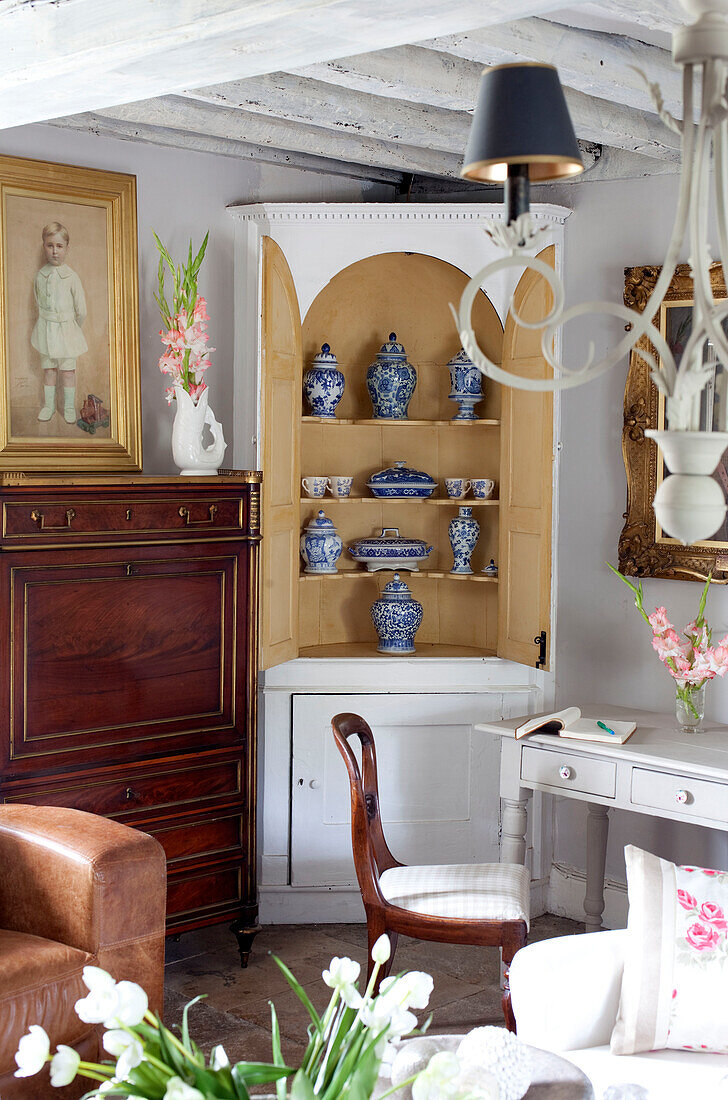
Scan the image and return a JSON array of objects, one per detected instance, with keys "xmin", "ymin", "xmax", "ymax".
[{"xmin": 453, "ymin": 0, "xmax": 728, "ymax": 546}]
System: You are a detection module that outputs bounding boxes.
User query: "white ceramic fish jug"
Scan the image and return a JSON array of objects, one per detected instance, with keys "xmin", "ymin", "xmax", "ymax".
[{"xmin": 172, "ymin": 383, "xmax": 227, "ymax": 475}]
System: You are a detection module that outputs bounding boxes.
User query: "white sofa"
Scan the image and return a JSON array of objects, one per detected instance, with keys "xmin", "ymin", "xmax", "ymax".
[{"xmin": 509, "ymin": 930, "xmax": 728, "ymax": 1099}]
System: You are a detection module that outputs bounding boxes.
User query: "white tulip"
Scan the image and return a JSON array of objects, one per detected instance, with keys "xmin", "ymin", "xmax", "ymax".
[
  {"xmin": 50, "ymin": 1045, "xmax": 81, "ymax": 1087},
  {"xmin": 103, "ymin": 1029, "xmax": 144, "ymax": 1078},
  {"xmin": 378, "ymin": 971, "xmax": 434, "ymax": 1011},
  {"xmin": 163, "ymin": 1077, "xmax": 206, "ymax": 1100},
  {"xmin": 210, "ymin": 1045, "xmax": 230, "ymax": 1070},
  {"xmin": 371, "ymin": 934, "xmax": 391, "ymax": 964},
  {"xmin": 14, "ymin": 1025, "xmax": 50, "ymax": 1078},
  {"xmin": 412, "ymin": 1051, "xmax": 461, "ymax": 1100},
  {"xmin": 322, "ymin": 956, "xmax": 361, "ymax": 991},
  {"xmin": 106, "ymin": 981, "xmax": 148, "ymax": 1027},
  {"xmin": 76, "ymin": 968, "xmax": 120, "ymax": 1025}
]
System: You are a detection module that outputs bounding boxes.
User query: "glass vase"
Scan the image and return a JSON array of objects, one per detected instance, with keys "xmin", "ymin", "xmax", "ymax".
[{"xmin": 675, "ymin": 683, "xmax": 706, "ymax": 734}]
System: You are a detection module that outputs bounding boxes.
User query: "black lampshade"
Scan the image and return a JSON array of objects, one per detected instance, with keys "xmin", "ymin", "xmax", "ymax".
[{"xmin": 462, "ymin": 63, "xmax": 583, "ymax": 183}]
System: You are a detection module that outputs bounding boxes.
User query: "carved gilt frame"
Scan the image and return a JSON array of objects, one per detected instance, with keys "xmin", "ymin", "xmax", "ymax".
[{"xmin": 619, "ymin": 262, "xmax": 728, "ymax": 583}]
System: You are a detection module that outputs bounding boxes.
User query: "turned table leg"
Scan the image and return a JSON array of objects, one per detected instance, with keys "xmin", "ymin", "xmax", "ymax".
[
  {"xmin": 501, "ymin": 796, "xmax": 530, "ymax": 865},
  {"xmin": 584, "ymin": 803, "xmax": 610, "ymax": 932}
]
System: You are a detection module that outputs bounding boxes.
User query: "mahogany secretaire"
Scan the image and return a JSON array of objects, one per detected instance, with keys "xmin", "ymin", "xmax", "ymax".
[{"xmin": 0, "ymin": 474, "xmax": 262, "ymax": 964}]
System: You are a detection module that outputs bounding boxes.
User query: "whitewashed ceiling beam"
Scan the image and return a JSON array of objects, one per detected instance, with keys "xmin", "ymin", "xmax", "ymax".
[
  {"xmin": 283, "ymin": 51, "xmax": 679, "ymax": 160},
  {"xmin": 48, "ymin": 113, "xmax": 404, "ymax": 185},
  {"xmin": 420, "ymin": 19, "xmax": 682, "ymax": 118},
  {"xmin": 557, "ymin": 0, "xmax": 685, "ymax": 34},
  {"xmin": 0, "ymin": 0, "xmax": 593, "ymax": 129}
]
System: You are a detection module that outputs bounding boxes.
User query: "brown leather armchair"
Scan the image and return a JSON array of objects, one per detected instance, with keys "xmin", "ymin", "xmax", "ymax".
[{"xmin": 0, "ymin": 805, "xmax": 167, "ymax": 1099}]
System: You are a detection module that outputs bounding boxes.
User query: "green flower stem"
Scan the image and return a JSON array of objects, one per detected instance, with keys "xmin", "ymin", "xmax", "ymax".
[
  {"xmin": 303, "ymin": 989, "xmax": 339, "ymax": 1076},
  {"xmin": 377, "ymin": 1073, "xmax": 420, "ymax": 1100}
]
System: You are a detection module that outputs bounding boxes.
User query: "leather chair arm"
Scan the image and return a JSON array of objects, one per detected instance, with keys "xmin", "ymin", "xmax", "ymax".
[{"xmin": 0, "ymin": 805, "xmax": 166, "ymax": 1011}]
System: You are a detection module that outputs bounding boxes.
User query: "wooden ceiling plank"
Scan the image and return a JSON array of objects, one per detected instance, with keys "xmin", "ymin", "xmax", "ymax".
[{"xmin": 0, "ymin": 0, "xmax": 591, "ymax": 128}]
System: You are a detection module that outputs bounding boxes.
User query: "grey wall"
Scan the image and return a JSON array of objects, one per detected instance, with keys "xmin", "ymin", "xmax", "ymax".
[
  {"xmin": 546, "ymin": 171, "xmax": 728, "ymax": 891},
  {"xmin": 0, "ymin": 123, "xmax": 386, "ymax": 472}
]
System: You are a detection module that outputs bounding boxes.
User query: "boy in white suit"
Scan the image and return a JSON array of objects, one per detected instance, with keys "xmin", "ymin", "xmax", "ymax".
[{"xmin": 32, "ymin": 222, "xmax": 88, "ymax": 424}]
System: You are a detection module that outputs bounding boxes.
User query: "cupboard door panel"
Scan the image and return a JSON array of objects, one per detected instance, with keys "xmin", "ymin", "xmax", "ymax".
[
  {"xmin": 7, "ymin": 548, "xmax": 238, "ymax": 767},
  {"xmin": 290, "ymin": 692, "xmax": 531, "ymax": 888},
  {"xmin": 498, "ymin": 246, "xmax": 555, "ymax": 670},
  {"xmin": 260, "ymin": 237, "xmax": 301, "ymax": 669}
]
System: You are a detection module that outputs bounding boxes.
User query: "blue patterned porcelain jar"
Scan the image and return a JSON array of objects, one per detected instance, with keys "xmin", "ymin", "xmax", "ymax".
[
  {"xmin": 303, "ymin": 342, "xmax": 345, "ymax": 418},
  {"xmin": 300, "ymin": 510, "xmax": 342, "ymax": 574},
  {"xmin": 366, "ymin": 333, "xmax": 417, "ymax": 419},
  {"xmin": 448, "ymin": 505, "xmax": 480, "ymax": 575},
  {"xmin": 447, "ymin": 348, "xmax": 483, "ymax": 421},
  {"xmin": 370, "ymin": 573, "xmax": 424, "ymax": 655}
]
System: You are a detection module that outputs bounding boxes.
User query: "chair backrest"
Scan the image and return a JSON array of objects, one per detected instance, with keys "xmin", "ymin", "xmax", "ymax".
[{"xmin": 332, "ymin": 712, "xmax": 402, "ymax": 909}]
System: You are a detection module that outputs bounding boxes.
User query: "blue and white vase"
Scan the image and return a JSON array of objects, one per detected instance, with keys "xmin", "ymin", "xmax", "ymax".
[
  {"xmin": 303, "ymin": 342, "xmax": 345, "ymax": 418},
  {"xmin": 300, "ymin": 510, "xmax": 342, "ymax": 574},
  {"xmin": 448, "ymin": 505, "xmax": 479, "ymax": 575},
  {"xmin": 366, "ymin": 333, "xmax": 417, "ymax": 419},
  {"xmin": 447, "ymin": 348, "xmax": 483, "ymax": 421},
  {"xmin": 370, "ymin": 573, "xmax": 424, "ymax": 655}
]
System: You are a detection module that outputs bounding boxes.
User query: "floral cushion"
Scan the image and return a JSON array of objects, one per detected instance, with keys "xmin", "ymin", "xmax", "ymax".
[{"xmin": 611, "ymin": 844, "xmax": 728, "ymax": 1055}]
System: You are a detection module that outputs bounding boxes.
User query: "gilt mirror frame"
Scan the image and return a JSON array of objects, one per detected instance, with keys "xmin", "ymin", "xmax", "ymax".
[{"xmin": 619, "ymin": 261, "xmax": 728, "ymax": 583}]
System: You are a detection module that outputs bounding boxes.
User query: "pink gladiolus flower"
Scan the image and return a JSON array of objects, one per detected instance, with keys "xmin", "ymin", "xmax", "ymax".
[
  {"xmin": 648, "ymin": 607, "xmax": 672, "ymax": 633},
  {"xmin": 677, "ymin": 889, "xmax": 697, "ymax": 911},
  {"xmin": 193, "ymin": 296, "xmax": 210, "ymax": 323},
  {"xmin": 686, "ymin": 922, "xmax": 721, "ymax": 951},
  {"xmin": 701, "ymin": 868, "xmax": 721, "ymax": 876},
  {"xmin": 699, "ymin": 903, "xmax": 727, "ymax": 929}
]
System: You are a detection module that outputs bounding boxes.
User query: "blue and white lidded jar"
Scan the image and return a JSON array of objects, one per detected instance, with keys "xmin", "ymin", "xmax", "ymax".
[
  {"xmin": 448, "ymin": 505, "xmax": 480, "ymax": 575},
  {"xmin": 300, "ymin": 510, "xmax": 343, "ymax": 574},
  {"xmin": 447, "ymin": 347, "xmax": 483, "ymax": 421},
  {"xmin": 366, "ymin": 333, "xmax": 417, "ymax": 419},
  {"xmin": 303, "ymin": 342, "xmax": 345, "ymax": 418},
  {"xmin": 370, "ymin": 573, "xmax": 424, "ymax": 655}
]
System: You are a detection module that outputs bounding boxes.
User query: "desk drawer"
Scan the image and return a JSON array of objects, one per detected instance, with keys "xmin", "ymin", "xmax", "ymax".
[
  {"xmin": 3, "ymin": 496, "xmax": 243, "ymax": 541},
  {"xmin": 631, "ymin": 767, "xmax": 728, "ymax": 824},
  {"xmin": 521, "ymin": 745, "xmax": 616, "ymax": 798}
]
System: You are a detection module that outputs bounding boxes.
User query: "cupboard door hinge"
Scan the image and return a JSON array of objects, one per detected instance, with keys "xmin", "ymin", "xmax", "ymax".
[{"xmin": 534, "ymin": 630, "xmax": 547, "ymax": 669}]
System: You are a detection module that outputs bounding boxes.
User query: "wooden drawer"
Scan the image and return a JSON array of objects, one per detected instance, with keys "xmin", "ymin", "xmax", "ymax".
[
  {"xmin": 631, "ymin": 767, "xmax": 728, "ymax": 824},
  {"xmin": 3, "ymin": 495, "xmax": 244, "ymax": 542},
  {"xmin": 149, "ymin": 811, "xmax": 244, "ymax": 865},
  {"xmin": 521, "ymin": 745, "xmax": 616, "ymax": 798},
  {"xmin": 167, "ymin": 863, "xmax": 244, "ymax": 923},
  {"xmin": 3, "ymin": 756, "xmax": 243, "ymax": 818}
]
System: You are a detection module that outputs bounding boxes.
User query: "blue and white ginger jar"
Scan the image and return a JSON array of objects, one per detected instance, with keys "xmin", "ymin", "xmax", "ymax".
[
  {"xmin": 300, "ymin": 510, "xmax": 342, "ymax": 574},
  {"xmin": 447, "ymin": 348, "xmax": 483, "ymax": 421},
  {"xmin": 370, "ymin": 573, "xmax": 424, "ymax": 655},
  {"xmin": 448, "ymin": 505, "xmax": 479, "ymax": 575},
  {"xmin": 303, "ymin": 342, "xmax": 345, "ymax": 418},
  {"xmin": 366, "ymin": 333, "xmax": 417, "ymax": 419}
]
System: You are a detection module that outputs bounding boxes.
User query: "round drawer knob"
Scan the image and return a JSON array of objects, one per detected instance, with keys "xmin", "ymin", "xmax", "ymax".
[
  {"xmin": 676, "ymin": 789, "xmax": 689, "ymax": 805},
  {"xmin": 309, "ymin": 779, "xmax": 320, "ymax": 789},
  {"xmin": 559, "ymin": 765, "xmax": 573, "ymax": 780}
]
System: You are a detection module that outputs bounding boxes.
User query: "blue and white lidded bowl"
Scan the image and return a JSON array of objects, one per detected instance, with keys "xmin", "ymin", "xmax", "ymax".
[
  {"xmin": 366, "ymin": 333, "xmax": 417, "ymax": 419},
  {"xmin": 303, "ymin": 342, "xmax": 345, "ymax": 418},
  {"xmin": 300, "ymin": 510, "xmax": 343, "ymax": 574},
  {"xmin": 367, "ymin": 460, "xmax": 437, "ymax": 499},
  {"xmin": 370, "ymin": 573, "xmax": 424, "ymax": 655},
  {"xmin": 447, "ymin": 347, "xmax": 483, "ymax": 421},
  {"xmin": 348, "ymin": 528, "xmax": 433, "ymax": 572}
]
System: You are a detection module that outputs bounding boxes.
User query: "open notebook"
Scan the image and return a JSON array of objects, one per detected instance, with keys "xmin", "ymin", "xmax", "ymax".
[{"xmin": 515, "ymin": 706, "xmax": 636, "ymax": 744}]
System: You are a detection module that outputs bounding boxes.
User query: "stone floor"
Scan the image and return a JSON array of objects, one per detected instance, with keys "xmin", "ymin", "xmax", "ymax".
[{"xmin": 164, "ymin": 914, "xmax": 580, "ymax": 1067}]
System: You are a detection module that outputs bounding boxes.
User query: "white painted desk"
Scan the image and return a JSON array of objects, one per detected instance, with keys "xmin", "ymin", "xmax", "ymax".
[{"xmin": 476, "ymin": 705, "xmax": 728, "ymax": 931}]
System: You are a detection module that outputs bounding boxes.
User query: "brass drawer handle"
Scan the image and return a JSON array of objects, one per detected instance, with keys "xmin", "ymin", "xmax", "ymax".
[
  {"xmin": 30, "ymin": 508, "xmax": 76, "ymax": 531},
  {"xmin": 125, "ymin": 787, "xmax": 140, "ymax": 801},
  {"xmin": 179, "ymin": 504, "xmax": 218, "ymax": 526}
]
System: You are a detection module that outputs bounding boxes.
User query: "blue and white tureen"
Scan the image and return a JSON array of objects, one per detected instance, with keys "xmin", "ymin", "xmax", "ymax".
[
  {"xmin": 367, "ymin": 460, "xmax": 437, "ymax": 499},
  {"xmin": 348, "ymin": 528, "xmax": 433, "ymax": 572}
]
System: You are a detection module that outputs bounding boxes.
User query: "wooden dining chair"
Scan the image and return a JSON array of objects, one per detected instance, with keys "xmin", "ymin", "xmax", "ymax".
[{"xmin": 332, "ymin": 711, "xmax": 529, "ymax": 1031}]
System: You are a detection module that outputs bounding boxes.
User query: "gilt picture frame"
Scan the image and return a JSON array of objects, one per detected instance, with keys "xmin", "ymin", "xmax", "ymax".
[
  {"xmin": 0, "ymin": 154, "xmax": 141, "ymax": 472},
  {"xmin": 619, "ymin": 261, "xmax": 728, "ymax": 583}
]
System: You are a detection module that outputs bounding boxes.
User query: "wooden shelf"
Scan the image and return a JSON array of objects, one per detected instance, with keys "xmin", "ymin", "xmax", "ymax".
[
  {"xmin": 300, "ymin": 497, "xmax": 499, "ymax": 506},
  {"xmin": 298, "ymin": 642, "xmax": 497, "ymax": 659},
  {"xmin": 302, "ymin": 416, "xmax": 500, "ymax": 427},
  {"xmin": 300, "ymin": 570, "xmax": 498, "ymax": 582}
]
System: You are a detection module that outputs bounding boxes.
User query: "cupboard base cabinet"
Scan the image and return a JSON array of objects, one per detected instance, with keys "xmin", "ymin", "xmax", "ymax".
[
  {"xmin": 229, "ymin": 203, "xmax": 568, "ymax": 919},
  {"xmin": 0, "ymin": 474, "xmax": 262, "ymax": 964}
]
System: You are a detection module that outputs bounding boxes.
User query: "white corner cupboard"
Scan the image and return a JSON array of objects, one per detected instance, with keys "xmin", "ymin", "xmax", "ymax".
[{"xmin": 229, "ymin": 203, "xmax": 569, "ymax": 922}]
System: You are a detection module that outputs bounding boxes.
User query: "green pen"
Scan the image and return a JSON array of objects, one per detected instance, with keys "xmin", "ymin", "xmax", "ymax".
[{"xmin": 597, "ymin": 721, "xmax": 616, "ymax": 736}]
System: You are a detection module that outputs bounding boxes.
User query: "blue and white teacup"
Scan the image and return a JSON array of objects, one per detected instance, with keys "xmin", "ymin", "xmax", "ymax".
[
  {"xmin": 328, "ymin": 476, "xmax": 353, "ymax": 498},
  {"xmin": 445, "ymin": 477, "xmax": 471, "ymax": 499},
  {"xmin": 471, "ymin": 478, "xmax": 495, "ymax": 499},
  {"xmin": 302, "ymin": 476, "xmax": 328, "ymax": 498}
]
